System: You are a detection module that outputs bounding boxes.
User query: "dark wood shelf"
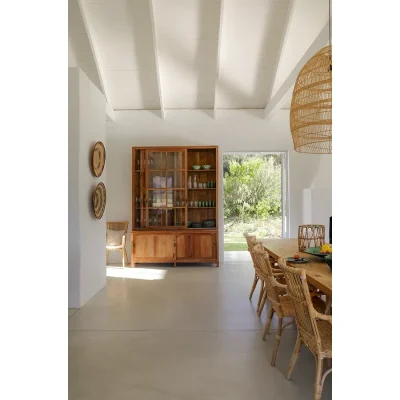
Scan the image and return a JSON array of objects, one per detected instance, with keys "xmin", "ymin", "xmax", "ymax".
[
  {"xmin": 147, "ymin": 207, "xmax": 185, "ymax": 209},
  {"xmin": 188, "ymin": 169, "xmax": 216, "ymax": 172},
  {"xmin": 147, "ymin": 188, "xmax": 186, "ymax": 190},
  {"xmin": 188, "ymin": 188, "xmax": 216, "ymax": 190},
  {"xmin": 188, "ymin": 207, "xmax": 216, "ymax": 209},
  {"xmin": 147, "ymin": 169, "xmax": 186, "ymax": 172}
]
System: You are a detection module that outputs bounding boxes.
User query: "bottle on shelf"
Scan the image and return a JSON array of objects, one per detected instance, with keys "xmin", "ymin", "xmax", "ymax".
[
  {"xmin": 193, "ymin": 175, "xmax": 198, "ymax": 189},
  {"xmin": 188, "ymin": 176, "xmax": 192, "ymax": 189},
  {"xmin": 176, "ymin": 196, "xmax": 180, "ymax": 207}
]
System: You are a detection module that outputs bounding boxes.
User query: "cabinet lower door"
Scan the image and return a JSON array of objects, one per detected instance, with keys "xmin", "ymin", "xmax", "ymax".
[
  {"xmin": 133, "ymin": 234, "xmax": 176, "ymax": 262},
  {"xmin": 176, "ymin": 234, "xmax": 191, "ymax": 260},
  {"xmin": 191, "ymin": 233, "xmax": 217, "ymax": 261}
]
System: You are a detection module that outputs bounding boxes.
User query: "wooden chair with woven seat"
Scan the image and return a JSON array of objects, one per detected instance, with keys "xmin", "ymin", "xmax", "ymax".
[
  {"xmin": 252, "ymin": 246, "xmax": 327, "ymax": 366},
  {"xmin": 244, "ymin": 233, "xmax": 260, "ymax": 301},
  {"xmin": 298, "ymin": 225, "xmax": 326, "ymax": 252},
  {"xmin": 245, "ymin": 235, "xmax": 269, "ymax": 315},
  {"xmin": 279, "ymin": 257, "xmax": 332, "ymax": 400},
  {"xmin": 245, "ymin": 234, "xmax": 287, "ymax": 317},
  {"xmin": 251, "ymin": 245, "xmax": 295, "ymax": 365},
  {"xmin": 106, "ymin": 221, "xmax": 129, "ymax": 267}
]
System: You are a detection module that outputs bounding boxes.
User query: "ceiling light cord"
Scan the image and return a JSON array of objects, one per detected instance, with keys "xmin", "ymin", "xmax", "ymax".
[{"xmin": 329, "ymin": 0, "xmax": 331, "ymax": 47}]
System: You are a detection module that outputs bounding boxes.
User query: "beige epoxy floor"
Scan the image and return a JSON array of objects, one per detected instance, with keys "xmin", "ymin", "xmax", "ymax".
[{"xmin": 69, "ymin": 252, "xmax": 332, "ymax": 400}]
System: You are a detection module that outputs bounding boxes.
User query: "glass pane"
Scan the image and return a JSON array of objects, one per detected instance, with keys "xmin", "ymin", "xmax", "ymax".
[
  {"xmin": 165, "ymin": 190, "xmax": 185, "ymax": 228},
  {"xmin": 148, "ymin": 189, "xmax": 166, "ymax": 208},
  {"xmin": 167, "ymin": 151, "xmax": 185, "ymax": 170},
  {"xmin": 148, "ymin": 209, "xmax": 165, "ymax": 227},
  {"xmin": 148, "ymin": 151, "xmax": 166, "ymax": 170},
  {"xmin": 148, "ymin": 170, "xmax": 167, "ymax": 190},
  {"xmin": 166, "ymin": 208, "xmax": 185, "ymax": 227},
  {"xmin": 167, "ymin": 170, "xmax": 185, "ymax": 189}
]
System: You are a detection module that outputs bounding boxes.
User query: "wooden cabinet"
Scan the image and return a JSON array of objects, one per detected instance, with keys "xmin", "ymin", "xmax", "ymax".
[
  {"xmin": 176, "ymin": 233, "xmax": 191, "ymax": 260},
  {"xmin": 132, "ymin": 233, "xmax": 176, "ymax": 263},
  {"xmin": 176, "ymin": 233, "xmax": 217, "ymax": 261},
  {"xmin": 191, "ymin": 233, "xmax": 217, "ymax": 260},
  {"xmin": 131, "ymin": 146, "xmax": 219, "ymax": 266}
]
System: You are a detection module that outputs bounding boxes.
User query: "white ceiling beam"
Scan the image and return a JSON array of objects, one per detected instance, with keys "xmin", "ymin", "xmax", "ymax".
[
  {"xmin": 106, "ymin": 102, "xmax": 115, "ymax": 121},
  {"xmin": 213, "ymin": 0, "xmax": 225, "ymax": 119},
  {"xmin": 149, "ymin": 0, "xmax": 165, "ymax": 119},
  {"xmin": 264, "ymin": 21, "xmax": 329, "ymax": 119},
  {"xmin": 77, "ymin": 0, "xmax": 113, "ymax": 109}
]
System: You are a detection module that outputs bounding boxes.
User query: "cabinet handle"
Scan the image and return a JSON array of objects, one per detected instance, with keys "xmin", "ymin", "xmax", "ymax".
[
  {"xmin": 133, "ymin": 242, "xmax": 136, "ymax": 248},
  {"xmin": 174, "ymin": 241, "xmax": 176, "ymax": 247}
]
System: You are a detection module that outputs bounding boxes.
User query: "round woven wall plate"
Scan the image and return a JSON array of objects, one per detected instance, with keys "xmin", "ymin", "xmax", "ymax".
[
  {"xmin": 92, "ymin": 141, "xmax": 106, "ymax": 177},
  {"xmin": 92, "ymin": 182, "xmax": 106, "ymax": 219}
]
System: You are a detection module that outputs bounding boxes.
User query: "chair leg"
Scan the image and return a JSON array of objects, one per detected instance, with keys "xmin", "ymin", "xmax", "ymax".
[
  {"xmin": 262, "ymin": 305, "xmax": 274, "ymax": 340},
  {"xmin": 257, "ymin": 281, "xmax": 264, "ymax": 313},
  {"xmin": 271, "ymin": 317, "xmax": 283, "ymax": 366},
  {"xmin": 249, "ymin": 273, "xmax": 259, "ymax": 300},
  {"xmin": 325, "ymin": 296, "xmax": 332, "ymax": 314},
  {"xmin": 121, "ymin": 249, "xmax": 125, "ymax": 268},
  {"xmin": 313, "ymin": 357, "xmax": 324, "ymax": 400},
  {"xmin": 124, "ymin": 248, "xmax": 129, "ymax": 266},
  {"xmin": 106, "ymin": 249, "xmax": 109, "ymax": 266},
  {"xmin": 287, "ymin": 332, "xmax": 302, "ymax": 379},
  {"xmin": 257, "ymin": 289, "xmax": 268, "ymax": 317}
]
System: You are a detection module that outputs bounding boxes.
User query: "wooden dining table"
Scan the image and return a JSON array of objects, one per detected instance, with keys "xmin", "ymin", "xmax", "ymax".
[{"xmin": 260, "ymin": 238, "xmax": 332, "ymax": 297}]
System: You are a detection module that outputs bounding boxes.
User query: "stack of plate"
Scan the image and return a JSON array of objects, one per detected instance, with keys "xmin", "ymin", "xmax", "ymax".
[
  {"xmin": 191, "ymin": 222, "xmax": 202, "ymax": 228},
  {"xmin": 202, "ymin": 219, "xmax": 216, "ymax": 228}
]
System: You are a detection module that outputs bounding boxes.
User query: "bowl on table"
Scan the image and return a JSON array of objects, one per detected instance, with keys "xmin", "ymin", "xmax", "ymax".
[
  {"xmin": 192, "ymin": 165, "xmax": 201, "ymax": 170},
  {"xmin": 202, "ymin": 165, "xmax": 212, "ymax": 170},
  {"xmin": 304, "ymin": 246, "xmax": 332, "ymax": 258},
  {"xmin": 324, "ymin": 254, "xmax": 332, "ymax": 269}
]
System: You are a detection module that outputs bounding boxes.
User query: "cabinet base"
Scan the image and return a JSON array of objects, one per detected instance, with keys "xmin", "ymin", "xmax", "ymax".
[{"xmin": 132, "ymin": 260, "xmax": 219, "ymax": 267}]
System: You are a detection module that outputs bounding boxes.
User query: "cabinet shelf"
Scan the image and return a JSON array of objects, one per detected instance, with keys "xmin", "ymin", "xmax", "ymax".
[
  {"xmin": 188, "ymin": 207, "xmax": 216, "ymax": 209},
  {"xmin": 147, "ymin": 188, "xmax": 186, "ymax": 190},
  {"xmin": 147, "ymin": 207, "xmax": 185, "ymax": 209},
  {"xmin": 188, "ymin": 188, "xmax": 216, "ymax": 190},
  {"xmin": 188, "ymin": 169, "xmax": 216, "ymax": 172},
  {"xmin": 147, "ymin": 169, "xmax": 186, "ymax": 172}
]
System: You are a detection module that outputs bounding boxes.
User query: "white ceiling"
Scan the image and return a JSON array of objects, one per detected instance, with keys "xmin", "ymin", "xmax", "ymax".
[{"xmin": 68, "ymin": 0, "xmax": 329, "ymax": 115}]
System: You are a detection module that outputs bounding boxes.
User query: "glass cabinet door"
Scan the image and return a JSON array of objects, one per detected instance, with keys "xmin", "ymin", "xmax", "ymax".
[
  {"xmin": 145, "ymin": 150, "xmax": 186, "ymax": 228},
  {"xmin": 133, "ymin": 149, "xmax": 145, "ymax": 229}
]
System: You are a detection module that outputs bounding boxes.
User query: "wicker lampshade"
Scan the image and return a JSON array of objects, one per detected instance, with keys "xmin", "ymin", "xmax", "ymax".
[{"xmin": 290, "ymin": 45, "xmax": 332, "ymax": 154}]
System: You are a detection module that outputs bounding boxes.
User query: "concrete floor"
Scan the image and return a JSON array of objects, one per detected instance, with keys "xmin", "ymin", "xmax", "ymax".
[{"xmin": 69, "ymin": 252, "xmax": 332, "ymax": 400}]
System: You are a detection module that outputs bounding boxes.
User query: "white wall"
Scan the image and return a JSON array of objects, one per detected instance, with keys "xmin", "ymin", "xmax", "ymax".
[
  {"xmin": 68, "ymin": 37, "xmax": 77, "ymax": 67},
  {"xmin": 302, "ymin": 155, "xmax": 332, "ymax": 241},
  {"xmin": 68, "ymin": 68, "xmax": 80, "ymax": 307},
  {"xmin": 68, "ymin": 67, "xmax": 107, "ymax": 307},
  {"xmin": 106, "ymin": 109, "xmax": 332, "ymax": 263}
]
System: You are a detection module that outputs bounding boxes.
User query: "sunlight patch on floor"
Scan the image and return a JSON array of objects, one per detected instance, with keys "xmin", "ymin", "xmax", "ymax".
[{"xmin": 106, "ymin": 267, "xmax": 167, "ymax": 280}]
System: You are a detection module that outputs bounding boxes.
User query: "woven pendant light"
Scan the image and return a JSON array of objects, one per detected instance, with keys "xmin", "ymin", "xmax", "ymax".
[
  {"xmin": 290, "ymin": 45, "xmax": 332, "ymax": 154},
  {"xmin": 290, "ymin": 0, "xmax": 332, "ymax": 154}
]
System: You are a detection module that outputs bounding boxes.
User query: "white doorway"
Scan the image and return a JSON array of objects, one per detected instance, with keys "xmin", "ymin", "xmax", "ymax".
[{"xmin": 223, "ymin": 152, "xmax": 289, "ymax": 251}]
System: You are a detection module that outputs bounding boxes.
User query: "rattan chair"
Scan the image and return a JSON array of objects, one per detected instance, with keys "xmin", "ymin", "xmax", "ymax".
[
  {"xmin": 245, "ymin": 234, "xmax": 286, "ymax": 317},
  {"xmin": 245, "ymin": 235, "xmax": 269, "ymax": 315},
  {"xmin": 106, "ymin": 221, "xmax": 129, "ymax": 267},
  {"xmin": 279, "ymin": 257, "xmax": 332, "ymax": 400},
  {"xmin": 251, "ymin": 245, "xmax": 295, "ymax": 365},
  {"xmin": 244, "ymin": 233, "xmax": 260, "ymax": 301},
  {"xmin": 298, "ymin": 225, "xmax": 326, "ymax": 252}
]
